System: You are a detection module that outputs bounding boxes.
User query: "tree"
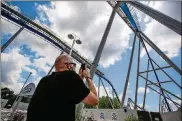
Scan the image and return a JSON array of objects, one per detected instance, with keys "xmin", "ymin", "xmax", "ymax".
[
  {"xmin": 1, "ymin": 87, "xmax": 17, "ymax": 108},
  {"xmin": 113, "ymin": 97, "xmax": 120, "ymax": 109},
  {"xmin": 84, "ymin": 96, "xmax": 121, "ymax": 109},
  {"xmin": 99, "ymin": 96, "xmax": 113, "ymax": 109},
  {"xmin": 1, "ymin": 87, "xmax": 15, "ymax": 99}
]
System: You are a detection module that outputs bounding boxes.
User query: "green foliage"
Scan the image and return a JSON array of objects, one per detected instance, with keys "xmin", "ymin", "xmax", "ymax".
[
  {"xmin": 75, "ymin": 103, "xmax": 84, "ymax": 121},
  {"xmin": 113, "ymin": 97, "xmax": 120, "ymax": 109},
  {"xmin": 12, "ymin": 110, "xmax": 26, "ymax": 121},
  {"xmin": 84, "ymin": 96, "xmax": 120, "ymax": 109},
  {"xmin": 1, "ymin": 87, "xmax": 15, "ymax": 99},
  {"xmin": 1, "ymin": 87, "xmax": 17, "ymax": 108},
  {"xmin": 124, "ymin": 114, "xmax": 143, "ymax": 121}
]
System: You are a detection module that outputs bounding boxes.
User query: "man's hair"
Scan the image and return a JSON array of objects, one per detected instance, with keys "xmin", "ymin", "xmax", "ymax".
[{"xmin": 54, "ymin": 54, "xmax": 69, "ymax": 66}]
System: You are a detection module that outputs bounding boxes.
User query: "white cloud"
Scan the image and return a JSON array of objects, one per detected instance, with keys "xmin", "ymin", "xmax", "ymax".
[
  {"xmin": 1, "ymin": 47, "xmax": 37, "ymax": 94},
  {"xmin": 144, "ymin": 15, "xmax": 150, "ymax": 23},
  {"xmin": 138, "ymin": 103, "xmax": 151, "ymax": 110},
  {"xmin": 32, "ymin": 76, "xmax": 42, "ymax": 86},
  {"xmin": 167, "ymin": 99, "xmax": 181, "ymax": 111},
  {"xmin": 141, "ymin": 19, "xmax": 181, "ymax": 58},
  {"xmin": 135, "ymin": 1, "xmax": 182, "ymax": 59},
  {"xmin": 138, "ymin": 87, "xmax": 150, "ymax": 94},
  {"xmin": 35, "ymin": 1, "xmax": 132, "ymax": 68},
  {"xmin": 1, "ymin": 17, "xmax": 20, "ymax": 35},
  {"xmin": 10, "ymin": 5, "xmax": 21, "ymax": 12},
  {"xmin": 22, "ymin": 66, "xmax": 37, "ymax": 76},
  {"xmin": 95, "ymin": 83, "xmax": 113, "ymax": 98},
  {"xmin": 119, "ymin": 82, "xmax": 132, "ymax": 104}
]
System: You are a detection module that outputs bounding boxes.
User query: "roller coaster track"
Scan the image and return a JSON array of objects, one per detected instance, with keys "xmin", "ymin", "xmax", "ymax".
[
  {"xmin": 1, "ymin": 1, "xmax": 122, "ymax": 110},
  {"xmin": 127, "ymin": 98, "xmax": 143, "ymax": 110},
  {"xmin": 1, "ymin": 2, "xmax": 104, "ymax": 76},
  {"xmin": 2, "ymin": 1, "xmax": 181, "ymax": 115},
  {"xmin": 1, "ymin": 0, "xmax": 122, "ymax": 105}
]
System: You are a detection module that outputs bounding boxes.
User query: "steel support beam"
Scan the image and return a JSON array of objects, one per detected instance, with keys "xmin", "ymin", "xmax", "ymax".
[
  {"xmin": 9, "ymin": 72, "xmax": 32, "ymax": 121},
  {"xmin": 97, "ymin": 77, "xmax": 101, "ymax": 109},
  {"xmin": 1, "ymin": 26, "xmax": 24, "ymax": 52},
  {"xmin": 147, "ymin": 86, "xmax": 181, "ymax": 107},
  {"xmin": 100, "ymin": 75, "xmax": 121, "ymax": 108},
  {"xmin": 150, "ymin": 59, "xmax": 182, "ymax": 89},
  {"xmin": 139, "ymin": 37, "xmax": 172, "ymax": 112},
  {"xmin": 140, "ymin": 31, "xmax": 182, "ymax": 75},
  {"xmin": 140, "ymin": 75, "xmax": 182, "ymax": 101},
  {"xmin": 90, "ymin": 1, "xmax": 121, "ymax": 79},
  {"xmin": 134, "ymin": 38, "xmax": 141, "ymax": 109},
  {"xmin": 128, "ymin": 1, "xmax": 182, "ymax": 35},
  {"xmin": 143, "ymin": 59, "xmax": 149, "ymax": 109},
  {"xmin": 100, "ymin": 79, "xmax": 114, "ymax": 109},
  {"xmin": 147, "ymin": 81, "xmax": 173, "ymax": 86},
  {"xmin": 121, "ymin": 33, "xmax": 137, "ymax": 107},
  {"xmin": 159, "ymin": 90, "xmax": 161, "ymax": 112},
  {"xmin": 139, "ymin": 66, "xmax": 171, "ymax": 74},
  {"xmin": 107, "ymin": 1, "xmax": 181, "ymax": 75},
  {"xmin": 164, "ymin": 91, "xmax": 179, "ymax": 109}
]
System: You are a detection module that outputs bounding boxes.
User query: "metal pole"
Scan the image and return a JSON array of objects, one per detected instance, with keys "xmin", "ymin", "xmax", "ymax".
[
  {"xmin": 100, "ymin": 75, "xmax": 121, "ymax": 108},
  {"xmin": 159, "ymin": 90, "xmax": 161, "ymax": 112},
  {"xmin": 140, "ymin": 75, "xmax": 182, "ymax": 101},
  {"xmin": 143, "ymin": 59, "xmax": 150, "ymax": 109},
  {"xmin": 150, "ymin": 59, "xmax": 182, "ymax": 89},
  {"xmin": 69, "ymin": 38, "xmax": 76, "ymax": 56},
  {"xmin": 147, "ymin": 81, "xmax": 173, "ymax": 86},
  {"xmin": 128, "ymin": 1, "xmax": 182, "ymax": 35},
  {"xmin": 139, "ymin": 66, "xmax": 171, "ymax": 74},
  {"xmin": 90, "ymin": 2, "xmax": 121, "ymax": 79},
  {"xmin": 139, "ymin": 36, "xmax": 172, "ymax": 112},
  {"xmin": 134, "ymin": 37, "xmax": 141, "ymax": 109},
  {"xmin": 9, "ymin": 72, "xmax": 32, "ymax": 121},
  {"xmin": 1, "ymin": 26, "xmax": 24, "ymax": 52},
  {"xmin": 112, "ymin": 89, "xmax": 115, "ymax": 108},
  {"xmin": 11, "ymin": 72, "xmax": 32, "ymax": 108},
  {"xmin": 164, "ymin": 91, "xmax": 179, "ymax": 109},
  {"xmin": 97, "ymin": 77, "xmax": 101, "ymax": 109},
  {"xmin": 140, "ymin": 31, "xmax": 182, "ymax": 75},
  {"xmin": 100, "ymin": 79, "xmax": 114, "ymax": 109},
  {"xmin": 147, "ymin": 86, "xmax": 181, "ymax": 107},
  {"xmin": 121, "ymin": 32, "xmax": 137, "ymax": 107},
  {"xmin": 47, "ymin": 51, "xmax": 64, "ymax": 75}
]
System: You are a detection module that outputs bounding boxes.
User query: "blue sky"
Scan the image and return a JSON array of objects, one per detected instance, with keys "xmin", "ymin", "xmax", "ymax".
[{"xmin": 1, "ymin": 1, "xmax": 181, "ymax": 112}]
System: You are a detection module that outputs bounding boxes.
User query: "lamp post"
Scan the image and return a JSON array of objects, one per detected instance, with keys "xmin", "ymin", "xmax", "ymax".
[{"xmin": 68, "ymin": 33, "xmax": 82, "ymax": 56}]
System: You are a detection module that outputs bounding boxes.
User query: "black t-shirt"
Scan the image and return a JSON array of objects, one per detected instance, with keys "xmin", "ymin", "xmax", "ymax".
[{"xmin": 26, "ymin": 71, "xmax": 90, "ymax": 121}]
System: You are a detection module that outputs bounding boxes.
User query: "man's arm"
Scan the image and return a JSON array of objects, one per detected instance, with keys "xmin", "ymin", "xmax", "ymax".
[
  {"xmin": 78, "ymin": 68, "xmax": 98, "ymax": 106},
  {"xmin": 86, "ymin": 77, "xmax": 97, "ymax": 96},
  {"xmin": 82, "ymin": 77, "xmax": 98, "ymax": 106}
]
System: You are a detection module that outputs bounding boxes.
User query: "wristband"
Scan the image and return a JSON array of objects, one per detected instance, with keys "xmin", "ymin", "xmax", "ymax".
[{"xmin": 86, "ymin": 77, "xmax": 91, "ymax": 80}]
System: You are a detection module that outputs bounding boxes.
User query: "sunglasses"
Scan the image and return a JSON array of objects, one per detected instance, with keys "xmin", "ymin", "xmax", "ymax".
[{"xmin": 64, "ymin": 62, "xmax": 76, "ymax": 70}]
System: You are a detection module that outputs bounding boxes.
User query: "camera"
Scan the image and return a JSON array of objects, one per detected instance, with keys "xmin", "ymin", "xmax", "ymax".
[{"xmin": 81, "ymin": 63, "xmax": 86, "ymax": 70}]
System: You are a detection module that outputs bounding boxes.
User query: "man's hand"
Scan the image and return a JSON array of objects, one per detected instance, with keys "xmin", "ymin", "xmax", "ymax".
[{"xmin": 79, "ymin": 68, "xmax": 90, "ymax": 79}]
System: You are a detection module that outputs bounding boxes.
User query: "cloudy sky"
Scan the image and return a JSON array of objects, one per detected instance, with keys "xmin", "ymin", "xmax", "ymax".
[{"xmin": 1, "ymin": 1, "xmax": 181, "ymax": 112}]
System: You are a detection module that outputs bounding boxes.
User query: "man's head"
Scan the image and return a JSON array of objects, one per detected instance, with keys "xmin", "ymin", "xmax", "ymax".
[{"xmin": 54, "ymin": 54, "xmax": 76, "ymax": 72}]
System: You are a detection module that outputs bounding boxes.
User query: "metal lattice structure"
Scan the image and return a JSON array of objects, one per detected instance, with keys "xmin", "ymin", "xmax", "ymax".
[{"xmin": 1, "ymin": 1, "xmax": 182, "ymax": 116}]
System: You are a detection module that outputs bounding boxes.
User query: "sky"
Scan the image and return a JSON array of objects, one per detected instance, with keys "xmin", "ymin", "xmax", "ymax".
[{"xmin": 1, "ymin": 1, "xmax": 181, "ymax": 112}]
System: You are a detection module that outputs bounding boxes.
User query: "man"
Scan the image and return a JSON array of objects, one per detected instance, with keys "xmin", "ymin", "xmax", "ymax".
[{"xmin": 26, "ymin": 54, "xmax": 98, "ymax": 121}]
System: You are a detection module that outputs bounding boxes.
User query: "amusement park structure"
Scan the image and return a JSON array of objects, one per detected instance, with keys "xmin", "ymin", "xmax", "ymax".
[{"xmin": 1, "ymin": 1, "xmax": 181, "ymax": 121}]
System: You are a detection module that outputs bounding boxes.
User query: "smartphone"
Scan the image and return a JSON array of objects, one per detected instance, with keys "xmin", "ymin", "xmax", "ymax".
[{"xmin": 81, "ymin": 63, "xmax": 86, "ymax": 70}]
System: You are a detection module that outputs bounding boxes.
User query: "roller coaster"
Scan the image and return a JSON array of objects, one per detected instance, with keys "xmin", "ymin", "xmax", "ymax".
[{"xmin": 1, "ymin": 1, "xmax": 182, "ymax": 121}]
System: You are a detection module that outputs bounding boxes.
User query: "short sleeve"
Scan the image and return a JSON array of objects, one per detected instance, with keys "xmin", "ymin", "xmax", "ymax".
[{"xmin": 68, "ymin": 72, "xmax": 90, "ymax": 104}]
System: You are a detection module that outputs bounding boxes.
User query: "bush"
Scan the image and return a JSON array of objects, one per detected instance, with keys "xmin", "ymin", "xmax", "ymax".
[
  {"xmin": 124, "ymin": 114, "xmax": 143, "ymax": 121},
  {"xmin": 12, "ymin": 110, "xmax": 26, "ymax": 121}
]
